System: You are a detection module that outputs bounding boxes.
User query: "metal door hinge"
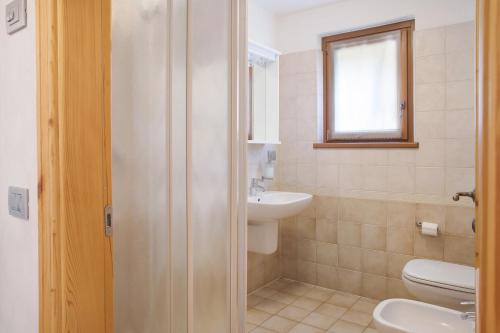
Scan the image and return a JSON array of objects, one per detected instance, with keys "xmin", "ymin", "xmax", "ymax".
[{"xmin": 104, "ymin": 205, "xmax": 112, "ymax": 237}]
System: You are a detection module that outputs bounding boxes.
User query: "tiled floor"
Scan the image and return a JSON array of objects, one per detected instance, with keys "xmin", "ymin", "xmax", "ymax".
[{"xmin": 247, "ymin": 278, "xmax": 381, "ymax": 333}]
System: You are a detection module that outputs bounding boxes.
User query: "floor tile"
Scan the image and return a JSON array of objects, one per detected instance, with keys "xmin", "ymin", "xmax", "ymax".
[
  {"xmin": 304, "ymin": 287, "xmax": 335, "ymax": 302},
  {"xmin": 283, "ymin": 282, "xmax": 315, "ymax": 297},
  {"xmin": 248, "ymin": 294, "xmax": 265, "ymax": 308},
  {"xmin": 251, "ymin": 327, "xmax": 276, "ymax": 333},
  {"xmin": 278, "ymin": 305, "xmax": 312, "ymax": 321},
  {"xmin": 302, "ymin": 312, "xmax": 338, "ymax": 330},
  {"xmin": 327, "ymin": 320, "xmax": 365, "ymax": 333},
  {"xmin": 254, "ymin": 287, "xmax": 279, "ymax": 298},
  {"xmin": 246, "ymin": 322, "xmax": 257, "ymax": 332},
  {"xmin": 340, "ymin": 310, "xmax": 372, "ymax": 326},
  {"xmin": 289, "ymin": 323, "xmax": 326, "ymax": 333},
  {"xmin": 350, "ymin": 300, "xmax": 377, "ymax": 315},
  {"xmin": 268, "ymin": 291, "xmax": 298, "ymax": 304},
  {"xmin": 363, "ymin": 328, "xmax": 380, "ymax": 333},
  {"xmin": 315, "ymin": 303, "xmax": 348, "ymax": 319},
  {"xmin": 327, "ymin": 293, "xmax": 360, "ymax": 308},
  {"xmin": 247, "ymin": 308, "xmax": 272, "ymax": 325},
  {"xmin": 261, "ymin": 315, "xmax": 298, "ymax": 333},
  {"xmin": 292, "ymin": 297, "xmax": 322, "ymax": 311},
  {"xmin": 255, "ymin": 299, "xmax": 288, "ymax": 314}
]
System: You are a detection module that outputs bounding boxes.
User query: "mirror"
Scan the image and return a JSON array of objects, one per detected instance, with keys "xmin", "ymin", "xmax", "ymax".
[{"xmin": 248, "ymin": 41, "xmax": 280, "ymax": 144}]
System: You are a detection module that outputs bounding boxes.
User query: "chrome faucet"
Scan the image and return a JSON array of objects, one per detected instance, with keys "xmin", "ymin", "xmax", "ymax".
[
  {"xmin": 249, "ymin": 177, "xmax": 265, "ymax": 196},
  {"xmin": 460, "ymin": 301, "xmax": 476, "ymax": 320}
]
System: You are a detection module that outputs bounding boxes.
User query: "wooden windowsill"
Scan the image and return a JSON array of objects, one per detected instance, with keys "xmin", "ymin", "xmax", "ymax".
[{"xmin": 313, "ymin": 142, "xmax": 420, "ymax": 149}]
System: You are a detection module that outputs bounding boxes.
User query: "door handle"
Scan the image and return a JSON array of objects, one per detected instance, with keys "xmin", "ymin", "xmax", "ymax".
[{"xmin": 453, "ymin": 190, "xmax": 476, "ymax": 204}]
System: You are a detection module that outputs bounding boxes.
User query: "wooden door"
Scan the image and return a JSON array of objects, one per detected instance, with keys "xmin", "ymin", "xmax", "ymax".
[
  {"xmin": 476, "ymin": 0, "xmax": 500, "ymax": 332},
  {"xmin": 37, "ymin": 0, "xmax": 113, "ymax": 332}
]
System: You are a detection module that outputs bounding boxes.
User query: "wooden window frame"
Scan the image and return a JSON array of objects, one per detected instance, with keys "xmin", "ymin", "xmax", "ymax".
[{"xmin": 315, "ymin": 20, "xmax": 418, "ymax": 149}]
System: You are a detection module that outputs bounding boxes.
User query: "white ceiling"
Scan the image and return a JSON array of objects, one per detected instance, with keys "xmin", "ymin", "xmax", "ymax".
[{"xmin": 252, "ymin": 0, "xmax": 345, "ymax": 15}]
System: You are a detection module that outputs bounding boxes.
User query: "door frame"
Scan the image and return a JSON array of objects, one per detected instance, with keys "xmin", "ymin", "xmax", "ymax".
[
  {"xmin": 37, "ymin": 0, "xmax": 113, "ymax": 331},
  {"xmin": 476, "ymin": 0, "xmax": 500, "ymax": 332}
]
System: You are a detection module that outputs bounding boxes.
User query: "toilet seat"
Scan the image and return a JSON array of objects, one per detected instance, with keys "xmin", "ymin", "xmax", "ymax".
[{"xmin": 402, "ymin": 259, "xmax": 475, "ymax": 294}]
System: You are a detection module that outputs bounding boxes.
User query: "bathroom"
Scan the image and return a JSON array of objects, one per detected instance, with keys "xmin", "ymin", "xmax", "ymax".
[
  {"xmin": 1, "ymin": 0, "xmax": 499, "ymax": 332},
  {"xmin": 246, "ymin": 0, "xmax": 477, "ymax": 332}
]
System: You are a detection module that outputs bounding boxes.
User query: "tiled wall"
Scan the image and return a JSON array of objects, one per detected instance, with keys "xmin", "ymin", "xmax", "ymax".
[
  {"xmin": 247, "ymin": 21, "xmax": 476, "ymax": 295},
  {"xmin": 276, "ymin": 22, "xmax": 475, "ymax": 205},
  {"xmin": 279, "ymin": 196, "xmax": 475, "ymax": 300}
]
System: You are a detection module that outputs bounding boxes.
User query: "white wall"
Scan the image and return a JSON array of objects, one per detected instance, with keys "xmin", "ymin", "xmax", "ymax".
[
  {"xmin": 248, "ymin": 0, "xmax": 278, "ymax": 49},
  {"xmin": 276, "ymin": 0, "xmax": 475, "ymax": 53},
  {"xmin": 0, "ymin": 0, "xmax": 38, "ymax": 332}
]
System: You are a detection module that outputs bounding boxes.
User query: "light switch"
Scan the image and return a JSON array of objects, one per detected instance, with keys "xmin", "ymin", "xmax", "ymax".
[
  {"xmin": 5, "ymin": 0, "xmax": 26, "ymax": 35},
  {"xmin": 8, "ymin": 187, "xmax": 29, "ymax": 220}
]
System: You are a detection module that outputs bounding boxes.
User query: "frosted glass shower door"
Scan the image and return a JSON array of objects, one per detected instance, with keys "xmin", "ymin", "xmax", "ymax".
[{"xmin": 111, "ymin": 1, "xmax": 169, "ymax": 332}]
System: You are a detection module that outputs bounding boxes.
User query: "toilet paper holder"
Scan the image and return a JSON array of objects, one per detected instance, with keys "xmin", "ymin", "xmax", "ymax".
[{"xmin": 415, "ymin": 221, "xmax": 440, "ymax": 234}]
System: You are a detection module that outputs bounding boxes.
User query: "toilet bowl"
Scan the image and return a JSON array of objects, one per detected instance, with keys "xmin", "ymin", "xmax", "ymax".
[
  {"xmin": 373, "ymin": 298, "xmax": 475, "ymax": 333},
  {"xmin": 402, "ymin": 259, "xmax": 475, "ymax": 310}
]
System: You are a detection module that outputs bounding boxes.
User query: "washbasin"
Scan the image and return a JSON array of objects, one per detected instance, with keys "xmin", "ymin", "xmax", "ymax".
[
  {"xmin": 248, "ymin": 191, "xmax": 313, "ymax": 221},
  {"xmin": 373, "ymin": 299, "xmax": 475, "ymax": 333}
]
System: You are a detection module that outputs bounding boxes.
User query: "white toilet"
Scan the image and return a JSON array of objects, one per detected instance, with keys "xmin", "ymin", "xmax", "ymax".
[{"xmin": 402, "ymin": 259, "xmax": 475, "ymax": 310}]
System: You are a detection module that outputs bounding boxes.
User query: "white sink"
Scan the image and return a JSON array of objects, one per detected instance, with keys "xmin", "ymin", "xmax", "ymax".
[
  {"xmin": 247, "ymin": 191, "xmax": 312, "ymax": 254},
  {"xmin": 373, "ymin": 299, "xmax": 475, "ymax": 333},
  {"xmin": 248, "ymin": 191, "xmax": 313, "ymax": 221}
]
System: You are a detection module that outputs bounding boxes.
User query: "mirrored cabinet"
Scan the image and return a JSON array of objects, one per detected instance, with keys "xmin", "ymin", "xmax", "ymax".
[{"xmin": 248, "ymin": 41, "xmax": 281, "ymax": 144}]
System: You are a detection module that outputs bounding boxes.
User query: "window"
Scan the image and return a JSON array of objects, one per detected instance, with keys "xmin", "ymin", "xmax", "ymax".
[{"xmin": 317, "ymin": 20, "xmax": 418, "ymax": 148}]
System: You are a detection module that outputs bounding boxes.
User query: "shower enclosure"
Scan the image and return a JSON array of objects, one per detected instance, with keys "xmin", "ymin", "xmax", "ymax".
[{"xmin": 111, "ymin": 0, "xmax": 247, "ymax": 332}]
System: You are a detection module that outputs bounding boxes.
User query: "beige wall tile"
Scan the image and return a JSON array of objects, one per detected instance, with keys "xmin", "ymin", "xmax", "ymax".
[
  {"xmin": 415, "ymin": 83, "xmax": 446, "ymax": 111},
  {"xmin": 298, "ymin": 239, "xmax": 317, "ymax": 262},
  {"xmin": 415, "ymin": 167, "xmax": 445, "ymax": 196},
  {"xmin": 445, "ymin": 109, "xmax": 475, "ymax": 139},
  {"xmin": 282, "ymin": 257, "xmax": 298, "ymax": 280},
  {"xmin": 297, "ymin": 260, "xmax": 317, "ymax": 284},
  {"xmin": 387, "ymin": 253, "xmax": 414, "ymax": 279},
  {"xmin": 414, "ymin": 233, "xmax": 444, "ymax": 259},
  {"xmin": 387, "ymin": 226, "xmax": 414, "ymax": 255},
  {"xmin": 297, "ymin": 216, "xmax": 317, "ymax": 239},
  {"xmin": 446, "ymin": 49, "xmax": 474, "ymax": 81},
  {"xmin": 387, "ymin": 202, "xmax": 416, "ymax": 227},
  {"xmin": 316, "ymin": 219, "xmax": 337, "ymax": 244},
  {"xmin": 387, "ymin": 166, "xmax": 415, "ymax": 194},
  {"xmin": 415, "ymin": 54, "xmax": 446, "ymax": 84},
  {"xmin": 415, "ymin": 27, "xmax": 445, "ymax": 57},
  {"xmin": 361, "ymin": 274, "xmax": 387, "ymax": 300},
  {"xmin": 316, "ymin": 264, "xmax": 338, "ymax": 290},
  {"xmin": 317, "ymin": 242, "xmax": 338, "ymax": 266},
  {"xmin": 386, "ymin": 278, "xmax": 414, "ymax": 299},
  {"xmin": 362, "ymin": 249, "xmax": 387, "ymax": 276},
  {"xmin": 445, "ymin": 22, "xmax": 474, "ymax": 53},
  {"xmin": 361, "ymin": 225, "xmax": 387, "ymax": 250},
  {"xmin": 362, "ymin": 165, "xmax": 388, "ymax": 192},
  {"xmin": 445, "ymin": 206, "xmax": 475, "ymax": 236},
  {"xmin": 444, "ymin": 236, "xmax": 475, "ymax": 265},
  {"xmin": 446, "ymin": 80, "xmax": 474, "ymax": 110},
  {"xmin": 446, "ymin": 139, "xmax": 475, "ymax": 168},
  {"xmin": 337, "ymin": 269, "xmax": 362, "ymax": 295},
  {"xmin": 316, "ymin": 163, "xmax": 339, "ymax": 195},
  {"xmin": 339, "ymin": 164, "xmax": 363, "ymax": 190},
  {"xmin": 338, "ymin": 222, "xmax": 361, "ymax": 247},
  {"xmin": 340, "ymin": 198, "xmax": 365, "ymax": 223},
  {"xmin": 415, "ymin": 140, "xmax": 446, "ymax": 167},
  {"xmin": 387, "ymin": 149, "xmax": 416, "ymax": 165},
  {"xmin": 415, "ymin": 112, "xmax": 446, "ymax": 140},
  {"xmin": 339, "ymin": 246, "xmax": 362, "ymax": 270},
  {"xmin": 316, "ymin": 196, "xmax": 338, "ymax": 220}
]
